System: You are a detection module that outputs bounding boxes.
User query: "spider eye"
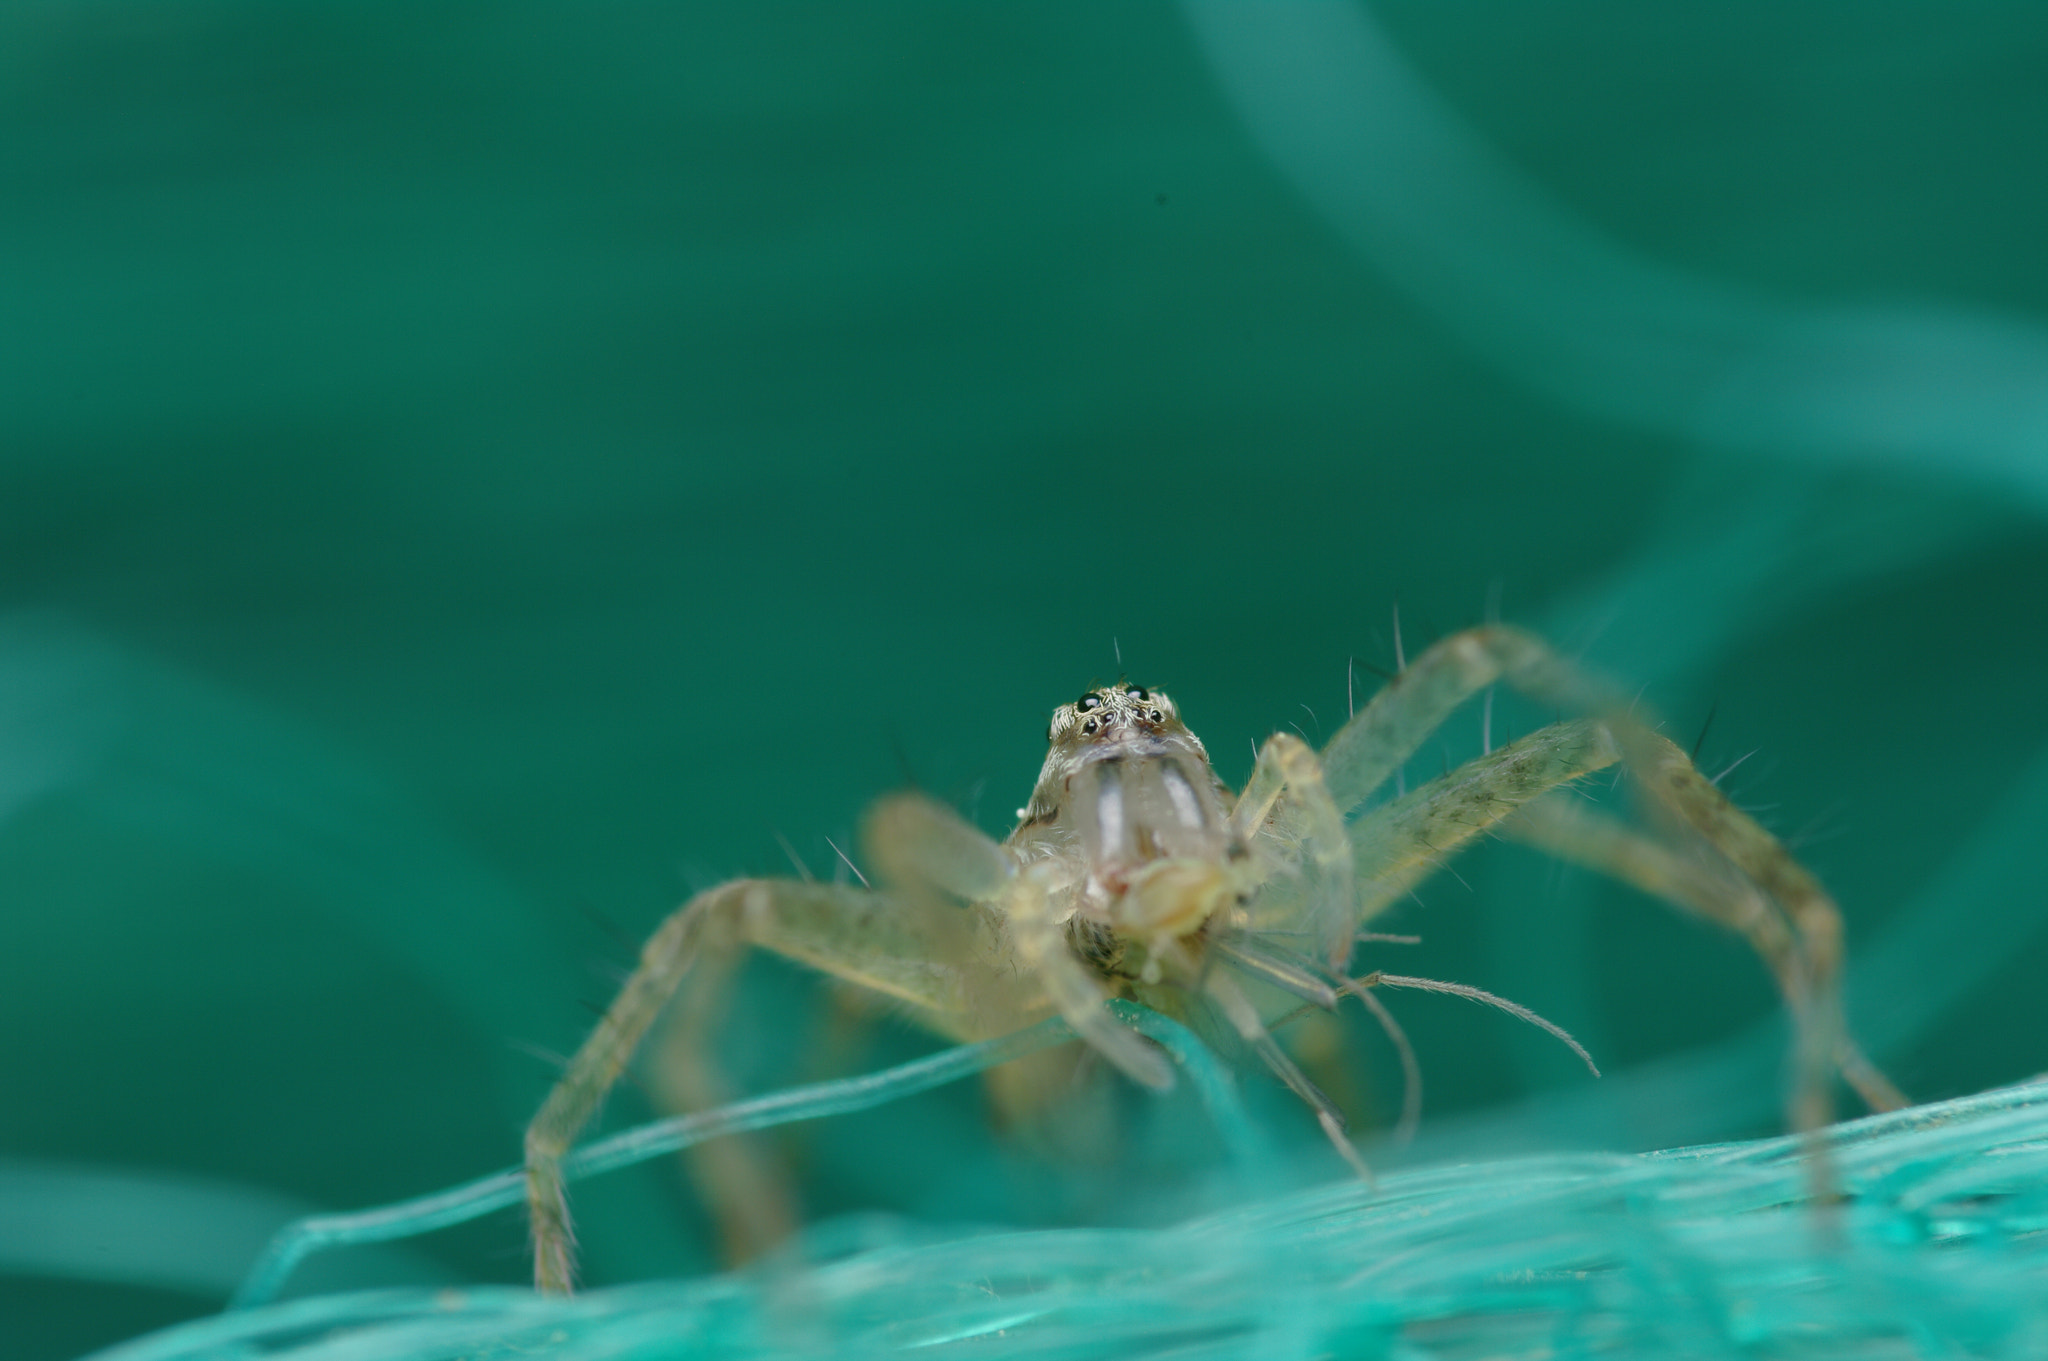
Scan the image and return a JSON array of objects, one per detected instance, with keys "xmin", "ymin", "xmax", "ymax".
[
  {"xmin": 1150, "ymin": 709, "xmax": 1162, "ymax": 722},
  {"xmin": 1126, "ymin": 686, "xmax": 1149, "ymax": 701},
  {"xmin": 1077, "ymin": 692, "xmax": 1103, "ymax": 711},
  {"xmin": 1082, "ymin": 719, "xmax": 1099, "ymax": 735}
]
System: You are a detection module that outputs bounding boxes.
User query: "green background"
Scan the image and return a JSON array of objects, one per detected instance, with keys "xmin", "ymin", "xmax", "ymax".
[{"xmin": 6, "ymin": 4, "xmax": 2048, "ymax": 1358}]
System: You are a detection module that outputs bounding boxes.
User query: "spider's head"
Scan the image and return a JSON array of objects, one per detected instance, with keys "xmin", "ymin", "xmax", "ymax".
[
  {"xmin": 1015, "ymin": 685, "xmax": 1217, "ymax": 834},
  {"xmin": 1046, "ymin": 684, "xmax": 1187, "ymax": 751}
]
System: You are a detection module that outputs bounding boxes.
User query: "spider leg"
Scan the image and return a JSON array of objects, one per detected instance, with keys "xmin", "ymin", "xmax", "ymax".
[
  {"xmin": 1219, "ymin": 736, "xmax": 1419, "ymax": 1164},
  {"xmin": 1505, "ymin": 793, "xmax": 1906, "ymax": 1113},
  {"xmin": 524, "ymin": 875, "xmax": 982, "ymax": 1294},
  {"xmin": 643, "ymin": 944, "xmax": 798, "ymax": 1267},
  {"xmin": 1324, "ymin": 623, "xmax": 1899, "ymax": 1138},
  {"xmin": 1231, "ymin": 731, "xmax": 1357, "ymax": 971},
  {"xmin": 1215, "ymin": 936, "xmax": 1423, "ymax": 1144},
  {"xmin": 1007, "ymin": 863, "xmax": 1177, "ymax": 1091},
  {"xmin": 1320, "ymin": 625, "xmax": 1598, "ymax": 816},
  {"xmin": 1348, "ymin": 719, "xmax": 1622, "ymax": 925},
  {"xmin": 1623, "ymin": 727, "xmax": 1886, "ymax": 1134},
  {"xmin": 1204, "ymin": 966, "xmax": 1374, "ymax": 1180}
]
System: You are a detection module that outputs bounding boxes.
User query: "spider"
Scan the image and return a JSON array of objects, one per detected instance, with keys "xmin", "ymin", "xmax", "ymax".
[{"xmin": 523, "ymin": 625, "xmax": 1905, "ymax": 1293}]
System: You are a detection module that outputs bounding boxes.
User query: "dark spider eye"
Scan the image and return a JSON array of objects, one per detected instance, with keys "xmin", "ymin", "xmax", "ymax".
[
  {"xmin": 1077, "ymin": 692, "xmax": 1103, "ymax": 711},
  {"xmin": 1127, "ymin": 686, "xmax": 1149, "ymax": 701},
  {"xmin": 1082, "ymin": 718, "xmax": 1099, "ymax": 735},
  {"xmin": 1150, "ymin": 709, "xmax": 1162, "ymax": 722}
]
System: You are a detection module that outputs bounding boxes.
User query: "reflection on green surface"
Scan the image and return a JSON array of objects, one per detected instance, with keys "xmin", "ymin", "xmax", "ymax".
[{"xmin": 5, "ymin": 3, "xmax": 2048, "ymax": 1358}]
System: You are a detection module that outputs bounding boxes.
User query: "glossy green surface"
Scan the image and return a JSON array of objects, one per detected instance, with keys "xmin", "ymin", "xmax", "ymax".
[{"xmin": 6, "ymin": 4, "xmax": 2048, "ymax": 1357}]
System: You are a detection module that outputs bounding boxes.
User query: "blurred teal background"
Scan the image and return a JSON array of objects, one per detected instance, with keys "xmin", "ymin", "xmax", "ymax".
[{"xmin": 5, "ymin": 3, "xmax": 2048, "ymax": 1357}]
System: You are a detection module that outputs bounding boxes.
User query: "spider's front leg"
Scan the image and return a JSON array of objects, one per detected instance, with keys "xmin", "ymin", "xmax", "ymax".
[
  {"xmin": 1319, "ymin": 625, "xmax": 1592, "ymax": 817},
  {"xmin": 1206, "ymin": 733, "xmax": 1382, "ymax": 1172},
  {"xmin": 1344, "ymin": 719, "xmax": 1624, "ymax": 924},
  {"xmin": 1231, "ymin": 730, "xmax": 1357, "ymax": 973},
  {"xmin": 1320, "ymin": 624, "xmax": 1905, "ymax": 1133},
  {"xmin": 524, "ymin": 871, "xmax": 978, "ymax": 1294}
]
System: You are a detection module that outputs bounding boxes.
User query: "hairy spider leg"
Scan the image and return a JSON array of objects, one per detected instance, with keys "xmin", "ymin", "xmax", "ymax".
[
  {"xmin": 524, "ymin": 875, "xmax": 986, "ymax": 1294},
  {"xmin": 1345, "ymin": 720, "xmax": 1623, "ymax": 926},
  {"xmin": 1312, "ymin": 624, "xmax": 1902, "ymax": 1140},
  {"xmin": 1231, "ymin": 731, "xmax": 1359, "ymax": 973},
  {"xmin": 1180, "ymin": 731, "xmax": 1379, "ymax": 1172},
  {"xmin": 1218, "ymin": 727, "xmax": 1599, "ymax": 1168},
  {"xmin": 1505, "ymin": 794, "xmax": 1906, "ymax": 1114},
  {"xmin": 644, "ymin": 945, "xmax": 798, "ymax": 1265},
  {"xmin": 1317, "ymin": 626, "xmax": 1595, "ymax": 817},
  {"xmin": 1226, "ymin": 724, "xmax": 1614, "ymax": 1140}
]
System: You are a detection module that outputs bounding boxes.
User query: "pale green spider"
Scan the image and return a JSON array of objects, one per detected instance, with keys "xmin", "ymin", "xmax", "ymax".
[{"xmin": 524, "ymin": 625, "xmax": 1905, "ymax": 1293}]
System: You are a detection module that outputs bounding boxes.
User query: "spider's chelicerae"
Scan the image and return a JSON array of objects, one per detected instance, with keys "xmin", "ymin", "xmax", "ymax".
[{"xmin": 524, "ymin": 625, "xmax": 1904, "ymax": 1293}]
